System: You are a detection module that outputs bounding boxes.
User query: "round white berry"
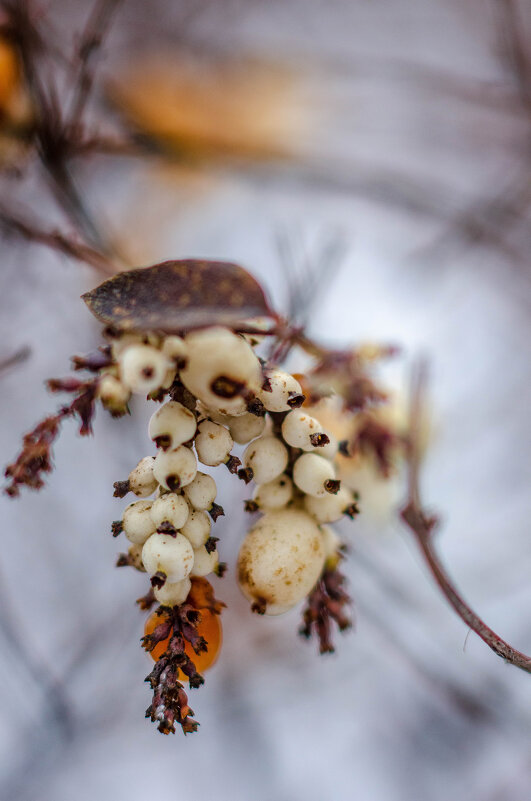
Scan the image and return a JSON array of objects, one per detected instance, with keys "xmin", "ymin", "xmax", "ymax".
[
  {"xmin": 97, "ymin": 374, "xmax": 130, "ymax": 414},
  {"xmin": 243, "ymin": 435, "xmax": 288, "ymax": 485},
  {"xmin": 109, "ymin": 332, "xmax": 144, "ymax": 359},
  {"xmin": 180, "ymin": 327, "xmax": 262, "ymax": 415},
  {"xmin": 281, "ymin": 410, "xmax": 327, "ymax": 450},
  {"xmin": 122, "ymin": 499, "xmax": 156, "ymax": 544},
  {"xmin": 119, "ymin": 344, "xmax": 168, "ymax": 395},
  {"xmin": 293, "ymin": 453, "xmax": 337, "ymax": 497},
  {"xmin": 161, "ymin": 335, "xmax": 188, "ymax": 365},
  {"xmin": 237, "ymin": 509, "xmax": 325, "ymax": 615},
  {"xmin": 190, "ymin": 546, "xmax": 219, "ymax": 577},
  {"xmin": 128, "ymin": 456, "xmax": 158, "ymax": 497},
  {"xmin": 319, "ymin": 431, "xmax": 338, "ymax": 460},
  {"xmin": 228, "ymin": 412, "xmax": 266, "ymax": 444},
  {"xmin": 154, "ymin": 576, "xmax": 191, "ymax": 607},
  {"xmin": 183, "ymin": 471, "xmax": 217, "ymax": 510},
  {"xmin": 252, "ymin": 474, "xmax": 293, "ymax": 510},
  {"xmin": 195, "ymin": 420, "xmax": 233, "ymax": 466},
  {"xmin": 150, "ymin": 493, "xmax": 189, "ymax": 530},
  {"xmin": 304, "ymin": 486, "xmax": 354, "ymax": 523},
  {"xmin": 181, "ymin": 510, "xmax": 211, "ymax": 548},
  {"xmin": 258, "ymin": 370, "xmax": 303, "ymax": 412},
  {"xmin": 153, "ymin": 446, "xmax": 197, "ymax": 490},
  {"xmin": 142, "ymin": 532, "xmax": 194, "ymax": 582},
  {"xmin": 148, "ymin": 401, "xmax": 197, "ymax": 451}
]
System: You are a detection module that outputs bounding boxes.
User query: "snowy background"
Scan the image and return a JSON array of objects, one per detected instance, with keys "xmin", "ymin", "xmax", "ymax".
[{"xmin": 0, "ymin": 1, "xmax": 530, "ymax": 799}]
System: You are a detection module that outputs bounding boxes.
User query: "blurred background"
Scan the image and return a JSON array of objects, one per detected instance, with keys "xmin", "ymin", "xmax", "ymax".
[{"xmin": 0, "ymin": 0, "xmax": 530, "ymax": 799}]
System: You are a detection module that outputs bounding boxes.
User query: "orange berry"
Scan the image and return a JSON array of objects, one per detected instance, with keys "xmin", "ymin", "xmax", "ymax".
[
  {"xmin": 143, "ymin": 604, "xmax": 223, "ymax": 678},
  {"xmin": 0, "ymin": 39, "xmax": 18, "ymax": 110}
]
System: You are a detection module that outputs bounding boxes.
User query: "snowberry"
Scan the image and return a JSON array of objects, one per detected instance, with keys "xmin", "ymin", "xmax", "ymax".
[
  {"xmin": 318, "ymin": 431, "xmax": 338, "ymax": 460},
  {"xmin": 243, "ymin": 435, "xmax": 288, "ymax": 485},
  {"xmin": 109, "ymin": 332, "xmax": 143, "ymax": 359},
  {"xmin": 129, "ymin": 456, "xmax": 158, "ymax": 497},
  {"xmin": 281, "ymin": 410, "xmax": 327, "ymax": 450},
  {"xmin": 97, "ymin": 374, "xmax": 130, "ymax": 414},
  {"xmin": 180, "ymin": 327, "xmax": 262, "ymax": 415},
  {"xmin": 190, "ymin": 545, "xmax": 219, "ymax": 577},
  {"xmin": 150, "ymin": 493, "xmax": 189, "ymax": 530},
  {"xmin": 252, "ymin": 474, "xmax": 293, "ymax": 510},
  {"xmin": 161, "ymin": 335, "xmax": 188, "ymax": 366},
  {"xmin": 228, "ymin": 412, "xmax": 266, "ymax": 444},
  {"xmin": 154, "ymin": 576, "xmax": 192, "ymax": 607},
  {"xmin": 148, "ymin": 401, "xmax": 197, "ymax": 451},
  {"xmin": 259, "ymin": 370, "xmax": 304, "ymax": 412},
  {"xmin": 153, "ymin": 446, "xmax": 197, "ymax": 490},
  {"xmin": 142, "ymin": 532, "xmax": 194, "ymax": 582},
  {"xmin": 195, "ymin": 420, "xmax": 233, "ymax": 466},
  {"xmin": 237, "ymin": 509, "xmax": 325, "ymax": 615},
  {"xmin": 181, "ymin": 509, "xmax": 211, "ymax": 548},
  {"xmin": 119, "ymin": 344, "xmax": 168, "ymax": 395},
  {"xmin": 183, "ymin": 471, "xmax": 217, "ymax": 511},
  {"xmin": 293, "ymin": 452, "xmax": 338, "ymax": 497},
  {"xmin": 123, "ymin": 499, "xmax": 157, "ymax": 544},
  {"xmin": 304, "ymin": 486, "xmax": 354, "ymax": 523}
]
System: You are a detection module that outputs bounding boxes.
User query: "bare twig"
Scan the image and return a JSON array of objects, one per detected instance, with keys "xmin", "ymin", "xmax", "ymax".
[
  {"xmin": 400, "ymin": 360, "xmax": 531, "ymax": 673},
  {"xmin": 0, "ymin": 346, "xmax": 31, "ymax": 375}
]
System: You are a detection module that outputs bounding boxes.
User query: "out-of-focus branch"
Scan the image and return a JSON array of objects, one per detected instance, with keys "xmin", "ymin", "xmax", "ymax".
[
  {"xmin": 0, "ymin": 204, "xmax": 115, "ymax": 273},
  {"xmin": 400, "ymin": 360, "xmax": 531, "ymax": 673},
  {"xmin": 0, "ymin": 346, "xmax": 30, "ymax": 375}
]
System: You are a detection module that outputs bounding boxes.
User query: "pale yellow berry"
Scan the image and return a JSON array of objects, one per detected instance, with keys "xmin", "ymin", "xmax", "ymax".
[
  {"xmin": 181, "ymin": 509, "xmax": 211, "ymax": 548},
  {"xmin": 127, "ymin": 543, "xmax": 146, "ymax": 571},
  {"xmin": 237, "ymin": 509, "xmax": 325, "ymax": 615},
  {"xmin": 120, "ymin": 345, "xmax": 168, "ymax": 394},
  {"xmin": 304, "ymin": 486, "xmax": 353, "ymax": 523},
  {"xmin": 128, "ymin": 456, "xmax": 158, "ymax": 497},
  {"xmin": 148, "ymin": 401, "xmax": 197, "ymax": 450},
  {"xmin": 228, "ymin": 412, "xmax": 266, "ymax": 444},
  {"xmin": 161, "ymin": 335, "xmax": 188, "ymax": 365},
  {"xmin": 97, "ymin": 374, "xmax": 130, "ymax": 414},
  {"xmin": 293, "ymin": 453, "xmax": 337, "ymax": 497},
  {"xmin": 252, "ymin": 474, "xmax": 293, "ymax": 510},
  {"xmin": 190, "ymin": 546, "xmax": 219, "ymax": 577},
  {"xmin": 281, "ymin": 410, "xmax": 325, "ymax": 450},
  {"xmin": 183, "ymin": 472, "xmax": 217, "ymax": 510},
  {"xmin": 154, "ymin": 577, "xmax": 192, "ymax": 607},
  {"xmin": 180, "ymin": 327, "xmax": 261, "ymax": 415},
  {"xmin": 195, "ymin": 420, "xmax": 233, "ymax": 466},
  {"xmin": 142, "ymin": 532, "xmax": 194, "ymax": 582},
  {"xmin": 243, "ymin": 435, "xmax": 288, "ymax": 485},
  {"xmin": 123, "ymin": 499, "xmax": 156, "ymax": 544},
  {"xmin": 153, "ymin": 446, "xmax": 197, "ymax": 490},
  {"xmin": 150, "ymin": 493, "xmax": 189, "ymax": 530},
  {"xmin": 259, "ymin": 370, "xmax": 303, "ymax": 412}
]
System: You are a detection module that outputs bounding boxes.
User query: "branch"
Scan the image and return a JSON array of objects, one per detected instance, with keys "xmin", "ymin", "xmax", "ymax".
[
  {"xmin": 0, "ymin": 346, "xmax": 31, "ymax": 375},
  {"xmin": 400, "ymin": 360, "xmax": 531, "ymax": 673}
]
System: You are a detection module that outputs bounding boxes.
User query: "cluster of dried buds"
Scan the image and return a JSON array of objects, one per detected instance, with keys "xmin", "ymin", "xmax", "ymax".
[{"xmin": 4, "ymin": 260, "xmax": 402, "ymax": 734}]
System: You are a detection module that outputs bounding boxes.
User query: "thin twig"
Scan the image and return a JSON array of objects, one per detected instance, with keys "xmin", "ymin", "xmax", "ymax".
[
  {"xmin": 0, "ymin": 346, "xmax": 31, "ymax": 375},
  {"xmin": 400, "ymin": 359, "xmax": 531, "ymax": 673}
]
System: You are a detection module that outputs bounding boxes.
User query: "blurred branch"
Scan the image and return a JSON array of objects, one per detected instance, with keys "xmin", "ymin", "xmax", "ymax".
[
  {"xmin": 0, "ymin": 203, "xmax": 115, "ymax": 273},
  {"xmin": 401, "ymin": 360, "xmax": 531, "ymax": 673},
  {"xmin": 0, "ymin": 346, "xmax": 30, "ymax": 375}
]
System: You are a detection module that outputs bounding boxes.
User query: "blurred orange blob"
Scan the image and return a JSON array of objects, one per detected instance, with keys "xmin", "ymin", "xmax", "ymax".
[
  {"xmin": 144, "ymin": 605, "xmax": 222, "ymax": 679},
  {"xmin": 0, "ymin": 39, "xmax": 19, "ymax": 110}
]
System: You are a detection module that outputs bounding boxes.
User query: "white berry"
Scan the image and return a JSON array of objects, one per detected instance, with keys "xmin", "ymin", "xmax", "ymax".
[
  {"xmin": 304, "ymin": 486, "xmax": 354, "ymax": 523},
  {"xmin": 153, "ymin": 446, "xmax": 197, "ymax": 490},
  {"xmin": 243, "ymin": 435, "xmax": 288, "ymax": 485},
  {"xmin": 190, "ymin": 545, "xmax": 219, "ymax": 577},
  {"xmin": 237, "ymin": 509, "xmax": 325, "ymax": 615},
  {"xmin": 142, "ymin": 532, "xmax": 194, "ymax": 582},
  {"xmin": 148, "ymin": 401, "xmax": 197, "ymax": 451},
  {"xmin": 281, "ymin": 410, "xmax": 326, "ymax": 450},
  {"xmin": 126, "ymin": 543, "xmax": 146, "ymax": 571},
  {"xmin": 97, "ymin": 374, "xmax": 130, "ymax": 414},
  {"xmin": 259, "ymin": 370, "xmax": 303, "ymax": 412},
  {"xmin": 122, "ymin": 499, "xmax": 157, "ymax": 544},
  {"xmin": 183, "ymin": 471, "xmax": 217, "ymax": 510},
  {"xmin": 128, "ymin": 456, "xmax": 158, "ymax": 497},
  {"xmin": 119, "ymin": 344, "xmax": 168, "ymax": 395},
  {"xmin": 320, "ymin": 525, "xmax": 341, "ymax": 562},
  {"xmin": 161, "ymin": 335, "xmax": 188, "ymax": 365},
  {"xmin": 228, "ymin": 412, "xmax": 266, "ymax": 444},
  {"xmin": 150, "ymin": 493, "xmax": 189, "ymax": 530},
  {"xmin": 154, "ymin": 577, "xmax": 191, "ymax": 607},
  {"xmin": 252, "ymin": 474, "xmax": 293, "ymax": 510},
  {"xmin": 195, "ymin": 420, "xmax": 233, "ymax": 466},
  {"xmin": 180, "ymin": 327, "xmax": 262, "ymax": 415},
  {"xmin": 293, "ymin": 452, "xmax": 337, "ymax": 497},
  {"xmin": 181, "ymin": 509, "xmax": 211, "ymax": 548}
]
